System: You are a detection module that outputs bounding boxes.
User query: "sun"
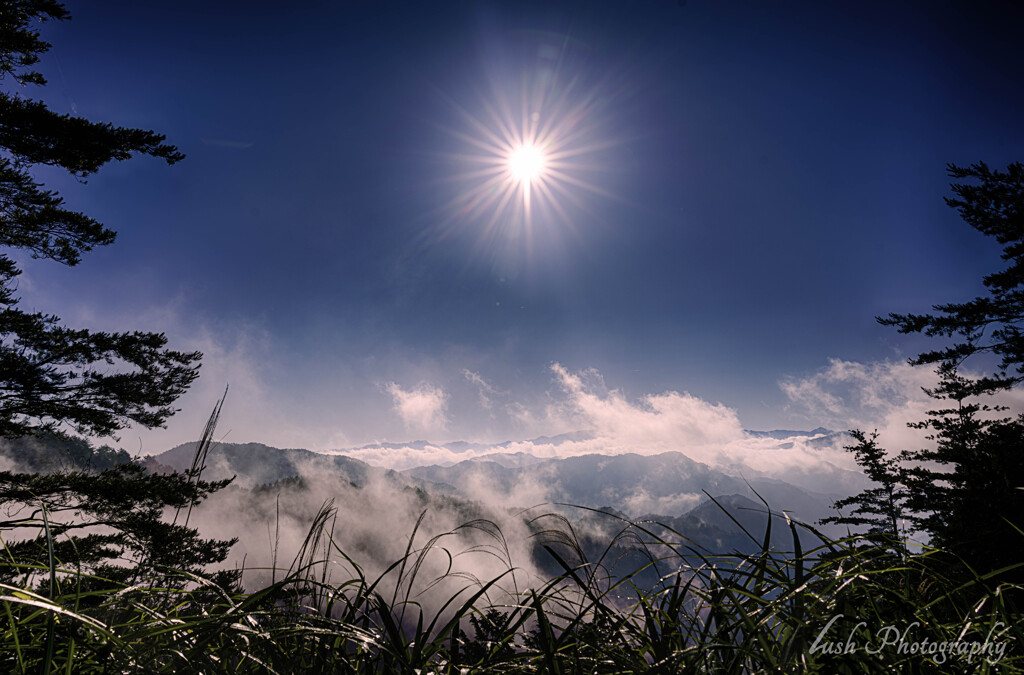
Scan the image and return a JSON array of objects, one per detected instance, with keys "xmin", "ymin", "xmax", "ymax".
[
  {"xmin": 508, "ymin": 144, "xmax": 546, "ymax": 184},
  {"xmin": 433, "ymin": 51, "xmax": 619, "ymax": 262}
]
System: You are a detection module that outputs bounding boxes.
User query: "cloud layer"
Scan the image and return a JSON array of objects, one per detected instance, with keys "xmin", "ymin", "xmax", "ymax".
[{"xmin": 333, "ymin": 363, "xmax": 865, "ymax": 496}]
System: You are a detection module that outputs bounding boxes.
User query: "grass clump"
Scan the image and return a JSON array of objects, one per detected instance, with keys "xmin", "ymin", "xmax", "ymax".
[{"xmin": 1, "ymin": 491, "xmax": 1020, "ymax": 673}]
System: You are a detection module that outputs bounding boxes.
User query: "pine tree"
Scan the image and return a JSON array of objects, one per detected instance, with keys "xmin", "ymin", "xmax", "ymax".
[
  {"xmin": 821, "ymin": 430, "xmax": 907, "ymax": 555},
  {"xmin": 879, "ymin": 162, "xmax": 1024, "ymax": 395},
  {"xmin": 0, "ymin": 3, "xmax": 237, "ymax": 589},
  {"xmin": 832, "ymin": 164, "xmax": 1024, "ymax": 582},
  {"xmin": 897, "ymin": 365, "xmax": 1024, "ymax": 577},
  {"xmin": 0, "ymin": 0, "xmax": 200, "ymax": 438}
]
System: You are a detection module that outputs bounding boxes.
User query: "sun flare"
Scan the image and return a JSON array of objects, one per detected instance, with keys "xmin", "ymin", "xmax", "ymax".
[
  {"xmin": 508, "ymin": 144, "xmax": 546, "ymax": 184},
  {"xmin": 436, "ymin": 51, "xmax": 618, "ymax": 260}
]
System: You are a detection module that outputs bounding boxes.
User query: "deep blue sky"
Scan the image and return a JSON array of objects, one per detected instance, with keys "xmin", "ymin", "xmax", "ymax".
[{"xmin": 19, "ymin": 0, "xmax": 1024, "ymax": 451}]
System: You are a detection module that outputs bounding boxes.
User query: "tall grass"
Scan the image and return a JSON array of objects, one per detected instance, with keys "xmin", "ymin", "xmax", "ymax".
[{"xmin": 2, "ymin": 491, "xmax": 1020, "ymax": 673}]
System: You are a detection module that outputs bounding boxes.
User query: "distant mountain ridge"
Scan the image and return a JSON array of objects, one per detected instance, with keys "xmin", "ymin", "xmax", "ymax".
[
  {"xmin": 339, "ymin": 430, "xmax": 596, "ymax": 464},
  {"xmin": 153, "ymin": 441, "xmax": 385, "ymax": 489},
  {"xmin": 328, "ymin": 428, "xmax": 843, "ymax": 469},
  {"xmin": 145, "ymin": 437, "xmax": 856, "ymax": 563},
  {"xmin": 404, "ymin": 450, "xmax": 847, "ymax": 535},
  {"xmin": 150, "ymin": 427, "xmax": 857, "ymax": 526}
]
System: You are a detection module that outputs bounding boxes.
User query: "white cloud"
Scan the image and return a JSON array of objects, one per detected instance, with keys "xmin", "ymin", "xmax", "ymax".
[
  {"xmin": 385, "ymin": 381, "xmax": 449, "ymax": 433},
  {"xmin": 780, "ymin": 359, "xmax": 925, "ymax": 424},
  {"xmin": 339, "ymin": 443, "xmax": 463, "ymax": 471},
  {"xmin": 779, "ymin": 358, "xmax": 1024, "ymax": 451},
  {"xmin": 549, "ymin": 362, "xmax": 746, "ymax": 448},
  {"xmin": 780, "ymin": 358, "xmax": 934, "ymax": 449},
  {"xmin": 463, "ymin": 369, "xmax": 495, "ymax": 410},
  {"xmin": 620, "ymin": 489, "xmax": 704, "ymax": 517}
]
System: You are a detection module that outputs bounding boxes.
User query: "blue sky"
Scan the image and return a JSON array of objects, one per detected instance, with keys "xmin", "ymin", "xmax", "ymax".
[{"xmin": 18, "ymin": 0, "xmax": 1024, "ymax": 453}]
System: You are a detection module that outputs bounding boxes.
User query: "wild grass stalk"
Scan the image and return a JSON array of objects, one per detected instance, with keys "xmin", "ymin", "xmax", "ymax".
[{"xmin": 1, "ymin": 504, "xmax": 1021, "ymax": 673}]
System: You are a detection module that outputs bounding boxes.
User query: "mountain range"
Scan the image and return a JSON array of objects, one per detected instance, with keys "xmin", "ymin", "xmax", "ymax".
[{"xmin": 148, "ymin": 428, "xmax": 859, "ymax": 555}]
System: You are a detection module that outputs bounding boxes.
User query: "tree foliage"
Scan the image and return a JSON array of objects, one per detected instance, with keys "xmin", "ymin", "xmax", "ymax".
[
  {"xmin": 821, "ymin": 430, "xmax": 908, "ymax": 554},
  {"xmin": 0, "ymin": 3, "xmax": 236, "ymax": 591},
  {"xmin": 0, "ymin": 0, "xmax": 199, "ymax": 438},
  {"xmin": 0, "ymin": 394, "xmax": 239, "ymax": 592},
  {"xmin": 897, "ymin": 365, "xmax": 1024, "ymax": 576},
  {"xmin": 0, "ymin": 428, "xmax": 130, "ymax": 472},
  {"xmin": 833, "ymin": 163, "xmax": 1024, "ymax": 582},
  {"xmin": 880, "ymin": 162, "xmax": 1024, "ymax": 394},
  {"xmin": 0, "ymin": 462, "xmax": 236, "ymax": 588}
]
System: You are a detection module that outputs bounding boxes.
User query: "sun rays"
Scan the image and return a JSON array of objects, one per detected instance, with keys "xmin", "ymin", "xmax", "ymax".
[{"xmin": 431, "ymin": 58, "xmax": 619, "ymax": 264}]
